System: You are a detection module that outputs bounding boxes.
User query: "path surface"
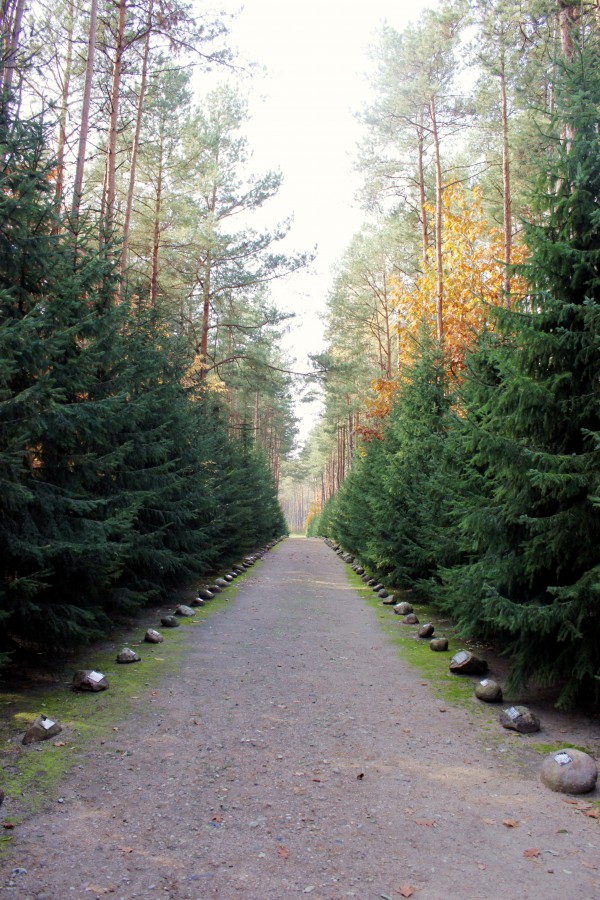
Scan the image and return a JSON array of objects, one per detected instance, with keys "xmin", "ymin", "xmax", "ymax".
[{"xmin": 1, "ymin": 537, "xmax": 599, "ymax": 899}]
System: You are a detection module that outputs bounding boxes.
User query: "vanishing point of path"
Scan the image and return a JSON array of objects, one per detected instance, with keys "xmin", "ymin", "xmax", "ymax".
[{"xmin": 1, "ymin": 537, "xmax": 599, "ymax": 899}]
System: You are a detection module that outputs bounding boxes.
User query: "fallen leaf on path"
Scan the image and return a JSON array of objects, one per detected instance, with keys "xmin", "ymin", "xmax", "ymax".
[
  {"xmin": 53, "ymin": 741, "xmax": 66, "ymax": 747},
  {"xmin": 312, "ymin": 778, "xmax": 321, "ymax": 783},
  {"xmin": 415, "ymin": 820, "xmax": 436, "ymax": 827},
  {"xmin": 211, "ymin": 814, "xmax": 223, "ymax": 823},
  {"xmin": 2, "ymin": 822, "xmax": 15, "ymax": 829},
  {"xmin": 583, "ymin": 808, "xmax": 600, "ymax": 819},
  {"xmin": 477, "ymin": 864, "xmax": 486, "ymax": 871},
  {"xmin": 562, "ymin": 798, "xmax": 579, "ymax": 806},
  {"xmin": 357, "ymin": 772, "xmax": 364, "ymax": 780},
  {"xmin": 581, "ymin": 860, "xmax": 598, "ymax": 870},
  {"xmin": 523, "ymin": 848, "xmax": 540, "ymax": 858},
  {"xmin": 277, "ymin": 845, "xmax": 289, "ymax": 859},
  {"xmin": 118, "ymin": 847, "xmax": 134, "ymax": 854},
  {"xmin": 482, "ymin": 818, "xmax": 495, "ymax": 825},
  {"xmin": 397, "ymin": 886, "xmax": 415, "ymax": 898},
  {"xmin": 502, "ymin": 819, "xmax": 520, "ymax": 828}
]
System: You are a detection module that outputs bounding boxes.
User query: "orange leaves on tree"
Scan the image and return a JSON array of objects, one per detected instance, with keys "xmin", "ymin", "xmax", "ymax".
[
  {"xmin": 392, "ymin": 185, "xmax": 527, "ymax": 377},
  {"xmin": 356, "ymin": 378, "xmax": 399, "ymax": 441}
]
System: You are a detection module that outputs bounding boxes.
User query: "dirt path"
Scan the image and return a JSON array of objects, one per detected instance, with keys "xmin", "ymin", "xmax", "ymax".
[{"xmin": 1, "ymin": 537, "xmax": 599, "ymax": 899}]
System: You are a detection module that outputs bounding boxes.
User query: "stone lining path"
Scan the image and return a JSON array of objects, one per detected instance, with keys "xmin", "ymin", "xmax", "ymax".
[{"xmin": 1, "ymin": 536, "xmax": 599, "ymax": 899}]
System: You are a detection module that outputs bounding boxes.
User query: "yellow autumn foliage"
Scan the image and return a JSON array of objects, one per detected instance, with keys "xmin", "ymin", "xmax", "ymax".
[{"xmin": 392, "ymin": 184, "xmax": 528, "ymax": 375}]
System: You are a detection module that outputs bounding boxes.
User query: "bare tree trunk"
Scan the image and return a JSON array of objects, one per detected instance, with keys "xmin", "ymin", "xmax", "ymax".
[
  {"xmin": 104, "ymin": 0, "xmax": 126, "ymax": 232},
  {"xmin": 500, "ymin": 46, "xmax": 512, "ymax": 302},
  {"xmin": 55, "ymin": 0, "xmax": 74, "ymax": 212},
  {"xmin": 149, "ymin": 131, "xmax": 163, "ymax": 307},
  {"xmin": 120, "ymin": 0, "xmax": 153, "ymax": 280},
  {"xmin": 2, "ymin": 0, "xmax": 25, "ymax": 94},
  {"xmin": 416, "ymin": 111, "xmax": 429, "ymax": 267},
  {"xmin": 430, "ymin": 95, "xmax": 444, "ymax": 345},
  {"xmin": 71, "ymin": 0, "xmax": 98, "ymax": 226}
]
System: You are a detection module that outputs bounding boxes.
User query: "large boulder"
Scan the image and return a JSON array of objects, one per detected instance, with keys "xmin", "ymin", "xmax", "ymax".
[
  {"xmin": 402, "ymin": 613, "xmax": 419, "ymax": 625},
  {"xmin": 117, "ymin": 647, "xmax": 141, "ymax": 664},
  {"xmin": 214, "ymin": 578, "xmax": 228, "ymax": 589},
  {"xmin": 174, "ymin": 604, "xmax": 195, "ymax": 617},
  {"xmin": 430, "ymin": 637, "xmax": 449, "ymax": 652},
  {"xmin": 499, "ymin": 705, "xmax": 540, "ymax": 734},
  {"xmin": 418, "ymin": 623, "xmax": 435, "ymax": 638},
  {"xmin": 540, "ymin": 749, "xmax": 598, "ymax": 794},
  {"xmin": 475, "ymin": 678, "xmax": 503, "ymax": 702},
  {"xmin": 22, "ymin": 715, "xmax": 62, "ymax": 745},
  {"xmin": 449, "ymin": 650, "xmax": 488, "ymax": 675},
  {"xmin": 144, "ymin": 629, "xmax": 163, "ymax": 644},
  {"xmin": 197, "ymin": 588, "xmax": 214, "ymax": 600},
  {"xmin": 393, "ymin": 601, "xmax": 413, "ymax": 615},
  {"xmin": 161, "ymin": 615, "xmax": 179, "ymax": 628},
  {"xmin": 73, "ymin": 670, "xmax": 108, "ymax": 692}
]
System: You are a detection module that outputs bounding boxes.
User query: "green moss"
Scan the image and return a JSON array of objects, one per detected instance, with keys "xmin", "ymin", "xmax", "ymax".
[
  {"xmin": 0, "ymin": 572, "xmax": 248, "ymax": 847},
  {"xmin": 529, "ymin": 741, "xmax": 594, "ymax": 756}
]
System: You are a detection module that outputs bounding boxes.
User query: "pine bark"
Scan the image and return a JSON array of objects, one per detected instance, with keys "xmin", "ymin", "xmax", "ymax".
[{"xmin": 71, "ymin": 0, "xmax": 98, "ymax": 226}]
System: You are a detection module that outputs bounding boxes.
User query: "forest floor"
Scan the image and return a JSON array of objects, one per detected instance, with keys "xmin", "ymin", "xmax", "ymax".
[{"xmin": 1, "ymin": 536, "xmax": 600, "ymax": 900}]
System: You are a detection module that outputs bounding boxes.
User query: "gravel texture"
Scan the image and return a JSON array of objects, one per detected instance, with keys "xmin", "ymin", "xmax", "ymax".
[{"xmin": 1, "ymin": 536, "xmax": 599, "ymax": 899}]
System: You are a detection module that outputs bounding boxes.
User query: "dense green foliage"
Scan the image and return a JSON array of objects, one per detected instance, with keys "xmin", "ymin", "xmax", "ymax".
[
  {"xmin": 315, "ymin": 39, "xmax": 600, "ymax": 708},
  {"xmin": 0, "ymin": 109, "xmax": 286, "ymax": 666}
]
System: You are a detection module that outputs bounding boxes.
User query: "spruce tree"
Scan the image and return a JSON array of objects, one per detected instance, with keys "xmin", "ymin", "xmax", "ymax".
[{"xmin": 441, "ymin": 35, "xmax": 600, "ymax": 707}]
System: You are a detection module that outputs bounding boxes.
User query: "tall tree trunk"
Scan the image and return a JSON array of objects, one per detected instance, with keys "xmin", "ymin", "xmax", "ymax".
[
  {"xmin": 71, "ymin": 0, "xmax": 98, "ymax": 227},
  {"xmin": 150, "ymin": 132, "xmax": 163, "ymax": 307},
  {"xmin": 2, "ymin": 0, "xmax": 25, "ymax": 94},
  {"xmin": 104, "ymin": 0, "xmax": 126, "ymax": 232},
  {"xmin": 499, "ymin": 45, "xmax": 512, "ymax": 302},
  {"xmin": 55, "ymin": 0, "xmax": 74, "ymax": 212},
  {"xmin": 430, "ymin": 95, "xmax": 444, "ymax": 345},
  {"xmin": 120, "ymin": 0, "xmax": 153, "ymax": 280},
  {"xmin": 416, "ymin": 111, "xmax": 429, "ymax": 267}
]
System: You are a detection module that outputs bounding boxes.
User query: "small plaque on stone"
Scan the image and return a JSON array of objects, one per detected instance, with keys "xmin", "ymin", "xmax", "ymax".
[
  {"xmin": 89, "ymin": 671, "xmax": 105, "ymax": 683},
  {"xmin": 453, "ymin": 651, "xmax": 469, "ymax": 665},
  {"xmin": 555, "ymin": 752, "xmax": 572, "ymax": 766},
  {"xmin": 22, "ymin": 715, "xmax": 63, "ymax": 745},
  {"xmin": 506, "ymin": 706, "xmax": 520, "ymax": 719}
]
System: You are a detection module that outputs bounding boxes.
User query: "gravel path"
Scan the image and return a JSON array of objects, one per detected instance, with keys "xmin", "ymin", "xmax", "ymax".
[{"xmin": 1, "ymin": 536, "xmax": 599, "ymax": 899}]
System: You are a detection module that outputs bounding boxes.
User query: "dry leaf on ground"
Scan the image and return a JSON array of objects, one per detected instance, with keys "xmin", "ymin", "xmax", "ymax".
[
  {"xmin": 523, "ymin": 848, "xmax": 540, "ymax": 858},
  {"xmin": 277, "ymin": 845, "xmax": 289, "ymax": 859},
  {"xmin": 502, "ymin": 819, "xmax": 520, "ymax": 828},
  {"xmin": 397, "ymin": 886, "xmax": 415, "ymax": 898}
]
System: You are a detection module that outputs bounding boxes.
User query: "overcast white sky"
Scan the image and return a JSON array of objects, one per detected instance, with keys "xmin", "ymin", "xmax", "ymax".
[{"xmin": 203, "ymin": 0, "xmax": 435, "ymax": 442}]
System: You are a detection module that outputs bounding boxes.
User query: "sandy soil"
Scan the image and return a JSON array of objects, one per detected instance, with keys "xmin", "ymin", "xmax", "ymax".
[{"xmin": 1, "ymin": 536, "xmax": 599, "ymax": 900}]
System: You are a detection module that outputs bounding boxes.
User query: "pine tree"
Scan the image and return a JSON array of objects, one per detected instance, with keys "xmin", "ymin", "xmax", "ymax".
[
  {"xmin": 0, "ymin": 108, "xmax": 136, "ymax": 655},
  {"xmin": 441, "ymin": 34, "xmax": 600, "ymax": 707}
]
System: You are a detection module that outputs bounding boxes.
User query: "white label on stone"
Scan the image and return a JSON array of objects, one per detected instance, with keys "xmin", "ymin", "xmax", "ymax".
[
  {"xmin": 505, "ymin": 707, "xmax": 520, "ymax": 720},
  {"xmin": 41, "ymin": 717, "xmax": 55, "ymax": 730},
  {"xmin": 555, "ymin": 752, "xmax": 572, "ymax": 766},
  {"xmin": 480, "ymin": 679, "xmax": 489, "ymax": 686},
  {"xmin": 453, "ymin": 651, "xmax": 469, "ymax": 664},
  {"xmin": 88, "ymin": 671, "xmax": 104, "ymax": 683}
]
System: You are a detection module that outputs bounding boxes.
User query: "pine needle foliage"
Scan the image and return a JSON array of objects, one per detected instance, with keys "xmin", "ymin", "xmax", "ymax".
[
  {"xmin": 0, "ymin": 107, "xmax": 286, "ymax": 666},
  {"xmin": 439, "ymin": 38, "xmax": 600, "ymax": 707}
]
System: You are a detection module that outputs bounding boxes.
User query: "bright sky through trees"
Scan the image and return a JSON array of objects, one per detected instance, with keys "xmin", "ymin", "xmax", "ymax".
[{"xmin": 207, "ymin": 0, "xmax": 434, "ymax": 439}]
